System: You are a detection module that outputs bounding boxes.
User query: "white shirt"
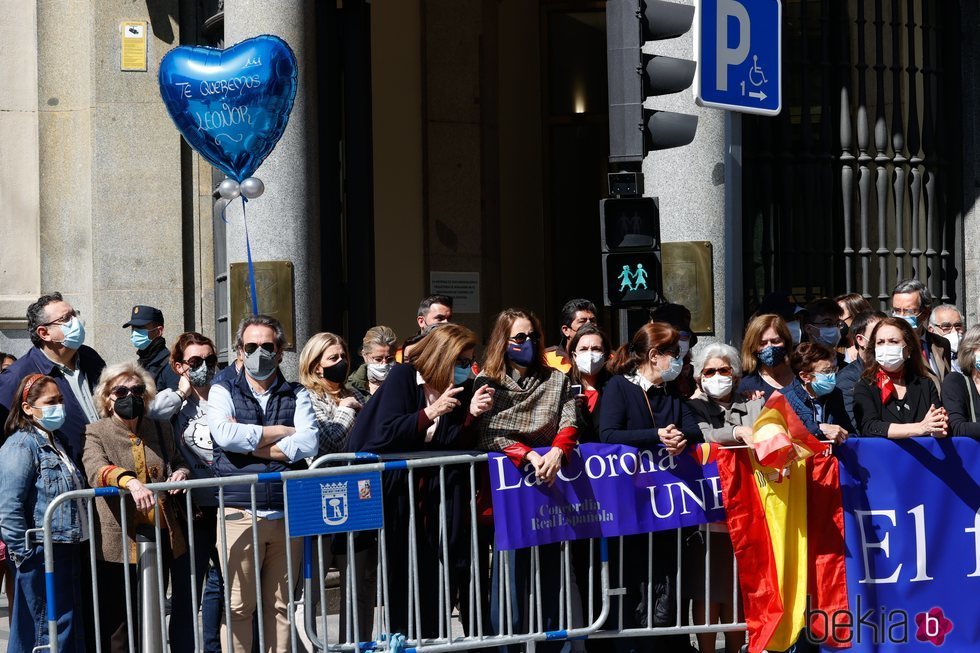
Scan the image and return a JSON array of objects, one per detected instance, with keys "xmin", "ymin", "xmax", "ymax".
[{"xmin": 207, "ymin": 380, "xmax": 318, "ymax": 463}]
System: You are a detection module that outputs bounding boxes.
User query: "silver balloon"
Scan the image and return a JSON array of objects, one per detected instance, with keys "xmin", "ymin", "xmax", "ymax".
[
  {"xmin": 217, "ymin": 178, "xmax": 240, "ymax": 200},
  {"xmin": 240, "ymin": 177, "xmax": 265, "ymax": 200}
]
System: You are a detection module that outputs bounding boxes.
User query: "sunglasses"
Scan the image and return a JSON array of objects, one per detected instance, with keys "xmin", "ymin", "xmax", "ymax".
[
  {"xmin": 701, "ymin": 366, "xmax": 733, "ymax": 378},
  {"xmin": 182, "ymin": 355, "xmax": 218, "ymax": 369},
  {"xmin": 243, "ymin": 342, "xmax": 276, "ymax": 355},
  {"xmin": 509, "ymin": 332, "xmax": 540, "ymax": 345},
  {"xmin": 455, "ymin": 357, "xmax": 475, "ymax": 369},
  {"xmin": 111, "ymin": 384, "xmax": 146, "ymax": 399}
]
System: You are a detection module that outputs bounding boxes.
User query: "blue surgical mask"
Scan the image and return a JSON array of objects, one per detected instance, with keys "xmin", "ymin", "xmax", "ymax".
[
  {"xmin": 756, "ymin": 345, "xmax": 786, "ymax": 368},
  {"xmin": 506, "ymin": 340, "xmax": 535, "ymax": 367},
  {"xmin": 131, "ymin": 328, "xmax": 153, "ymax": 351},
  {"xmin": 660, "ymin": 355, "xmax": 683, "ymax": 383},
  {"xmin": 454, "ymin": 365, "xmax": 471, "ymax": 385},
  {"xmin": 810, "ymin": 372, "xmax": 837, "ymax": 397},
  {"xmin": 974, "ymin": 357, "xmax": 980, "ymax": 374},
  {"xmin": 58, "ymin": 317, "xmax": 85, "ymax": 351},
  {"xmin": 814, "ymin": 326, "xmax": 842, "ymax": 348},
  {"xmin": 33, "ymin": 403, "xmax": 66, "ymax": 432},
  {"xmin": 894, "ymin": 313, "xmax": 919, "ymax": 330}
]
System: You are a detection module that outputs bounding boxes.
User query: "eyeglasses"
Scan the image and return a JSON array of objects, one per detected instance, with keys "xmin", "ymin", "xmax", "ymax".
[
  {"xmin": 893, "ymin": 307, "xmax": 921, "ymax": 317},
  {"xmin": 656, "ymin": 348, "xmax": 680, "ymax": 358},
  {"xmin": 509, "ymin": 332, "xmax": 540, "ymax": 345},
  {"xmin": 110, "ymin": 384, "xmax": 146, "ymax": 399},
  {"xmin": 243, "ymin": 342, "xmax": 276, "ymax": 355},
  {"xmin": 455, "ymin": 357, "xmax": 475, "ymax": 369},
  {"xmin": 701, "ymin": 366, "xmax": 733, "ymax": 378},
  {"xmin": 182, "ymin": 355, "xmax": 218, "ymax": 369},
  {"xmin": 41, "ymin": 310, "xmax": 78, "ymax": 327},
  {"xmin": 933, "ymin": 322, "xmax": 964, "ymax": 332}
]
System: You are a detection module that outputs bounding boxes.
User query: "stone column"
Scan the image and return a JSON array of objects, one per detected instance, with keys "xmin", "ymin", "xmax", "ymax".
[{"xmin": 223, "ymin": 0, "xmax": 320, "ymax": 378}]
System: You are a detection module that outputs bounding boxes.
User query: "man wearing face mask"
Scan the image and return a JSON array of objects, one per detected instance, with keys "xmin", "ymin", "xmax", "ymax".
[
  {"xmin": 206, "ymin": 315, "xmax": 318, "ymax": 653},
  {"xmin": 122, "ymin": 305, "xmax": 181, "ymax": 392},
  {"xmin": 890, "ymin": 279, "xmax": 952, "ymax": 382},
  {"xmin": 802, "ymin": 298, "xmax": 848, "ymax": 368},
  {"xmin": 927, "ymin": 304, "xmax": 965, "ymax": 372},
  {"xmin": 0, "ymin": 292, "xmax": 106, "ymax": 466},
  {"xmin": 545, "ymin": 298, "xmax": 598, "ymax": 373},
  {"xmin": 836, "ymin": 310, "xmax": 887, "ymax": 424}
]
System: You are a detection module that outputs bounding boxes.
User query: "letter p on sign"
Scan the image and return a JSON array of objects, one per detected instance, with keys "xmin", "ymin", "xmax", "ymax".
[{"xmin": 715, "ymin": 0, "xmax": 750, "ymax": 91}]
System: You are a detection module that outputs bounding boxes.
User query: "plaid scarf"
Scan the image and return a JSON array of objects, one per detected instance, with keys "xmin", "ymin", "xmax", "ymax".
[{"xmin": 475, "ymin": 367, "xmax": 578, "ymax": 453}]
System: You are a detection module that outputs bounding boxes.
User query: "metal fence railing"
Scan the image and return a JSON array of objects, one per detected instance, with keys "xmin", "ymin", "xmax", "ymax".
[{"xmin": 39, "ymin": 450, "xmax": 745, "ymax": 652}]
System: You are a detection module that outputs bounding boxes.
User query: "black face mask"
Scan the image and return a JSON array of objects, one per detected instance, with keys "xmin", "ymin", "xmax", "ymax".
[
  {"xmin": 114, "ymin": 394, "xmax": 145, "ymax": 420},
  {"xmin": 320, "ymin": 360, "xmax": 348, "ymax": 383}
]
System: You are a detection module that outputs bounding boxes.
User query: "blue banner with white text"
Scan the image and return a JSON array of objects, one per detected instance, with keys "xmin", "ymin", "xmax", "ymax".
[
  {"xmin": 828, "ymin": 438, "xmax": 980, "ymax": 652},
  {"xmin": 488, "ymin": 442, "xmax": 725, "ymax": 550}
]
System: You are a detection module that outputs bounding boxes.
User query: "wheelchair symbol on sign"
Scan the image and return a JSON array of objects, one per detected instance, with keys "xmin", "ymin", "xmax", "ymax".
[{"xmin": 740, "ymin": 54, "xmax": 769, "ymax": 101}]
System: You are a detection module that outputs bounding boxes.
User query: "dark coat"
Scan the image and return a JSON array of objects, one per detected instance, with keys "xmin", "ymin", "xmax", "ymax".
[
  {"xmin": 940, "ymin": 371, "xmax": 980, "ymax": 437},
  {"xmin": 853, "ymin": 374, "xmax": 941, "ymax": 437},
  {"xmin": 836, "ymin": 358, "xmax": 865, "ymax": 425},
  {"xmin": 0, "ymin": 345, "xmax": 106, "ymax": 466},
  {"xmin": 138, "ymin": 337, "xmax": 180, "ymax": 392},
  {"xmin": 737, "ymin": 371, "xmax": 780, "ymax": 401},
  {"xmin": 598, "ymin": 374, "xmax": 703, "ymax": 447}
]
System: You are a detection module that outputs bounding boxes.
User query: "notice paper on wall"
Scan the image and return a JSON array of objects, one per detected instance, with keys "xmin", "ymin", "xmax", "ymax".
[{"xmin": 430, "ymin": 271, "xmax": 480, "ymax": 314}]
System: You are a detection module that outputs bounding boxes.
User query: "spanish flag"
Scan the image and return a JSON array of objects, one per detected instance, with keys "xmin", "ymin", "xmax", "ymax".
[{"xmin": 717, "ymin": 392, "xmax": 850, "ymax": 652}]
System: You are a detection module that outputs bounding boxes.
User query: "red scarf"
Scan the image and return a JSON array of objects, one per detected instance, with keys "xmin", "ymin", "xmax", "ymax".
[{"xmin": 876, "ymin": 369, "xmax": 901, "ymax": 405}]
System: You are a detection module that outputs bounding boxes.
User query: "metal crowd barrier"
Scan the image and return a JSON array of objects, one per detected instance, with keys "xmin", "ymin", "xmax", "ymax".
[{"xmin": 38, "ymin": 450, "xmax": 746, "ymax": 652}]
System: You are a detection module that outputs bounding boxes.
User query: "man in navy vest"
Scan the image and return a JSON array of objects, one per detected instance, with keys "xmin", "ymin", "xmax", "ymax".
[
  {"xmin": 208, "ymin": 314, "xmax": 318, "ymax": 652},
  {"xmin": 0, "ymin": 292, "xmax": 105, "ymax": 466}
]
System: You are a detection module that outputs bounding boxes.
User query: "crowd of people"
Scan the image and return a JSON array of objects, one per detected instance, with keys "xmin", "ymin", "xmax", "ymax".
[{"xmin": 0, "ymin": 279, "xmax": 971, "ymax": 653}]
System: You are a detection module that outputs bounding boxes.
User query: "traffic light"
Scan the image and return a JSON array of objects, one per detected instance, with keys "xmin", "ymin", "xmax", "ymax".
[
  {"xmin": 600, "ymin": 197, "xmax": 664, "ymax": 306},
  {"xmin": 606, "ymin": 0, "xmax": 698, "ymax": 162}
]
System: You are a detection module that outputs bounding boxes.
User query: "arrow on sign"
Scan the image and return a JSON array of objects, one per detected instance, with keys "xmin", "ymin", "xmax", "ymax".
[{"xmin": 749, "ymin": 90, "xmax": 767, "ymax": 101}]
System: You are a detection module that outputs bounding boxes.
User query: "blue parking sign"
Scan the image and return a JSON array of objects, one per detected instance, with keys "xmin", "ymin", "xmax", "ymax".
[
  {"xmin": 285, "ymin": 471, "xmax": 384, "ymax": 537},
  {"xmin": 694, "ymin": 0, "xmax": 782, "ymax": 116}
]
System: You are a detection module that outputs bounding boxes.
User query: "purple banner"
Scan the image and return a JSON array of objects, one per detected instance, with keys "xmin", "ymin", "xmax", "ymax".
[{"xmin": 489, "ymin": 442, "xmax": 725, "ymax": 550}]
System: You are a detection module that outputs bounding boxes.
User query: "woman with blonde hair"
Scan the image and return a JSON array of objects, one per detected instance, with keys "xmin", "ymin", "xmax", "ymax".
[
  {"xmin": 347, "ymin": 323, "xmax": 490, "ymax": 638},
  {"xmin": 737, "ymin": 313, "xmax": 797, "ymax": 400},
  {"xmin": 299, "ymin": 332, "xmax": 364, "ymax": 457},
  {"xmin": 82, "ymin": 361, "xmax": 190, "ymax": 653},
  {"xmin": 347, "ymin": 325, "xmax": 398, "ymax": 398}
]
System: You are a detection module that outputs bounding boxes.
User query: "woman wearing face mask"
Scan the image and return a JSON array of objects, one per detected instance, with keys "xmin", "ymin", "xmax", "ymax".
[
  {"xmin": 941, "ymin": 325, "xmax": 980, "ymax": 437},
  {"xmin": 83, "ymin": 362, "xmax": 190, "ymax": 653},
  {"xmin": 738, "ymin": 314, "xmax": 797, "ymax": 400},
  {"xmin": 779, "ymin": 342, "xmax": 853, "ymax": 443},
  {"xmin": 598, "ymin": 322, "xmax": 702, "ymax": 653},
  {"xmin": 347, "ymin": 325, "xmax": 398, "ymax": 399},
  {"xmin": 685, "ymin": 345, "xmax": 754, "ymax": 653},
  {"xmin": 473, "ymin": 309, "xmax": 580, "ymax": 652},
  {"xmin": 347, "ymin": 323, "xmax": 487, "ymax": 638},
  {"xmin": 0, "ymin": 374, "xmax": 88, "ymax": 652},
  {"xmin": 567, "ymin": 324, "xmax": 611, "ymax": 441},
  {"xmin": 167, "ymin": 332, "xmax": 223, "ymax": 653},
  {"xmin": 299, "ymin": 332, "xmax": 365, "ymax": 457},
  {"xmin": 853, "ymin": 317, "xmax": 948, "ymax": 438}
]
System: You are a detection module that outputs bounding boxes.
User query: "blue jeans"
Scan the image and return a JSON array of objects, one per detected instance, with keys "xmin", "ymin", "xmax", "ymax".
[{"xmin": 11, "ymin": 543, "xmax": 85, "ymax": 653}]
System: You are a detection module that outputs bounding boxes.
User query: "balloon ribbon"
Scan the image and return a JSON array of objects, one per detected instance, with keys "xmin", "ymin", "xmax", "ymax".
[{"xmin": 241, "ymin": 196, "xmax": 259, "ymax": 315}]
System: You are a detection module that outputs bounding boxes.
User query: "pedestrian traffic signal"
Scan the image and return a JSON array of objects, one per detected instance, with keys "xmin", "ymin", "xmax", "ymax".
[
  {"xmin": 600, "ymin": 196, "xmax": 664, "ymax": 306},
  {"xmin": 606, "ymin": 0, "xmax": 699, "ymax": 163}
]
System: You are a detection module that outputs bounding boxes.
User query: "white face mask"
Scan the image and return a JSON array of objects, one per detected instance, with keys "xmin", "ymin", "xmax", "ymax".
[
  {"xmin": 367, "ymin": 362, "xmax": 392, "ymax": 383},
  {"xmin": 876, "ymin": 345, "xmax": 906, "ymax": 372},
  {"xmin": 944, "ymin": 331, "xmax": 961, "ymax": 355},
  {"xmin": 575, "ymin": 351, "xmax": 606, "ymax": 376},
  {"xmin": 701, "ymin": 375, "xmax": 734, "ymax": 400}
]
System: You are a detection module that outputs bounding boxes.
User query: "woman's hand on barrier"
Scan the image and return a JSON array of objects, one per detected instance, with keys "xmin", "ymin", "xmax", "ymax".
[
  {"xmin": 166, "ymin": 469, "xmax": 189, "ymax": 494},
  {"xmin": 125, "ymin": 478, "xmax": 156, "ymax": 512},
  {"xmin": 424, "ymin": 385, "xmax": 465, "ymax": 420},
  {"xmin": 659, "ymin": 425, "xmax": 687, "ymax": 456},
  {"xmin": 919, "ymin": 404, "xmax": 948, "ymax": 437},
  {"xmin": 469, "ymin": 385, "xmax": 494, "ymax": 418},
  {"xmin": 819, "ymin": 423, "xmax": 848, "ymax": 444},
  {"xmin": 534, "ymin": 447, "xmax": 564, "ymax": 486}
]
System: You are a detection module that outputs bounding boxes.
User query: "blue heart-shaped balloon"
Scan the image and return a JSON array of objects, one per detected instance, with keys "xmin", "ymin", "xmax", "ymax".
[{"xmin": 159, "ymin": 35, "xmax": 298, "ymax": 182}]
